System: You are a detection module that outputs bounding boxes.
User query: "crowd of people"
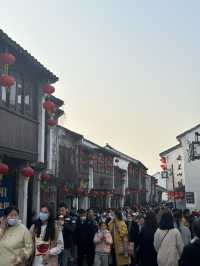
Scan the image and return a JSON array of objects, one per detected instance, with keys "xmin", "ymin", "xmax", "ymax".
[{"xmin": 0, "ymin": 203, "xmax": 200, "ymax": 266}]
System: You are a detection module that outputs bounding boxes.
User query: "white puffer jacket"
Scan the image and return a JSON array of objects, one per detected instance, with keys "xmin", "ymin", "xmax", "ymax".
[{"xmin": 154, "ymin": 228, "xmax": 184, "ymax": 266}]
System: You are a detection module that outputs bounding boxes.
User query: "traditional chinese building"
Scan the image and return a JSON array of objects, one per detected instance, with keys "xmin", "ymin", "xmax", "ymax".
[{"xmin": 0, "ymin": 29, "xmax": 63, "ymax": 224}]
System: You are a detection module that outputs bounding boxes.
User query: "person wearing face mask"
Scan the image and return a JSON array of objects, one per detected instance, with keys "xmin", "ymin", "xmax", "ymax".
[
  {"xmin": 76, "ymin": 209, "xmax": 98, "ymax": 266},
  {"xmin": 30, "ymin": 205, "xmax": 64, "ymax": 266},
  {"xmin": 0, "ymin": 206, "xmax": 33, "ymax": 266}
]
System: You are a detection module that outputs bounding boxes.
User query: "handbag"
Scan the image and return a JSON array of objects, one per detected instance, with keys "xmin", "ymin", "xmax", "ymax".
[
  {"xmin": 127, "ymin": 241, "xmax": 134, "ymax": 256},
  {"xmin": 114, "ymin": 224, "xmax": 134, "ymax": 257}
]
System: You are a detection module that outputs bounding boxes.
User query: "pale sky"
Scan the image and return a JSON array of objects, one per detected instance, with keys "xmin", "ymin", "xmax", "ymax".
[{"xmin": 1, "ymin": 0, "xmax": 200, "ymax": 174}]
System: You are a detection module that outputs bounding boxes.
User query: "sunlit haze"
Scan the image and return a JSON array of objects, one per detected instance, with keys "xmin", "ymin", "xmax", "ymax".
[{"xmin": 1, "ymin": 0, "xmax": 200, "ymax": 173}]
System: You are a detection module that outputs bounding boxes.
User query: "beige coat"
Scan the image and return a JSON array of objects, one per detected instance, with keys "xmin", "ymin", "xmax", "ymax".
[
  {"xmin": 154, "ymin": 228, "xmax": 184, "ymax": 266},
  {"xmin": 0, "ymin": 223, "xmax": 33, "ymax": 266}
]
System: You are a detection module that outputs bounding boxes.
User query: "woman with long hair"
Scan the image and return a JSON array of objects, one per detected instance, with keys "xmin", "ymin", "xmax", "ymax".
[
  {"xmin": 30, "ymin": 205, "xmax": 64, "ymax": 266},
  {"xmin": 108, "ymin": 209, "xmax": 131, "ymax": 266},
  {"xmin": 0, "ymin": 206, "xmax": 33, "ymax": 266},
  {"xmin": 138, "ymin": 211, "xmax": 158, "ymax": 266},
  {"xmin": 154, "ymin": 211, "xmax": 184, "ymax": 266},
  {"xmin": 172, "ymin": 209, "xmax": 191, "ymax": 246}
]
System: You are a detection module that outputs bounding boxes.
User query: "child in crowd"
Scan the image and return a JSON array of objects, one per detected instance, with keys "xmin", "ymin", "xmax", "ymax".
[{"xmin": 94, "ymin": 221, "xmax": 113, "ymax": 266}]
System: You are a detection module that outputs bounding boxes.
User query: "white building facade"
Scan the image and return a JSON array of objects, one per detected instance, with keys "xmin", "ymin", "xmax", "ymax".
[{"xmin": 160, "ymin": 124, "xmax": 200, "ymax": 210}]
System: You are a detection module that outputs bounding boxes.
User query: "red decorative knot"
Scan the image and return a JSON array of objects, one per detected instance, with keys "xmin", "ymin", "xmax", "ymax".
[
  {"xmin": 43, "ymin": 100, "xmax": 56, "ymax": 114},
  {"xmin": 0, "ymin": 53, "xmax": 16, "ymax": 65},
  {"xmin": 0, "ymin": 163, "xmax": 9, "ymax": 175},
  {"xmin": 41, "ymin": 172, "xmax": 50, "ymax": 182},
  {"xmin": 47, "ymin": 118, "xmax": 58, "ymax": 127},
  {"xmin": 21, "ymin": 166, "xmax": 34, "ymax": 178},
  {"xmin": 0, "ymin": 74, "xmax": 15, "ymax": 88},
  {"xmin": 42, "ymin": 84, "xmax": 55, "ymax": 95}
]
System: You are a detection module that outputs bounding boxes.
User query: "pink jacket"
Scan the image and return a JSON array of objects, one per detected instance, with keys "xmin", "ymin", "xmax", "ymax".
[{"xmin": 94, "ymin": 230, "xmax": 113, "ymax": 254}]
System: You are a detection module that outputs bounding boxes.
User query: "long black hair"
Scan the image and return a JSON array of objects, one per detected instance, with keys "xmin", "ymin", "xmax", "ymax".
[
  {"xmin": 143, "ymin": 211, "xmax": 158, "ymax": 235},
  {"xmin": 34, "ymin": 205, "xmax": 56, "ymax": 241},
  {"xmin": 115, "ymin": 209, "xmax": 123, "ymax": 221},
  {"xmin": 4, "ymin": 206, "xmax": 19, "ymax": 216},
  {"xmin": 172, "ymin": 209, "xmax": 182, "ymax": 232},
  {"xmin": 159, "ymin": 211, "xmax": 174, "ymax": 230}
]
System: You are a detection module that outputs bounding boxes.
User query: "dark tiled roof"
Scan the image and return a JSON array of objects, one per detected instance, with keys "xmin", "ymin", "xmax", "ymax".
[
  {"xmin": 0, "ymin": 29, "xmax": 58, "ymax": 82},
  {"xmin": 50, "ymin": 95, "xmax": 64, "ymax": 107},
  {"xmin": 176, "ymin": 124, "xmax": 200, "ymax": 140},
  {"xmin": 160, "ymin": 144, "xmax": 181, "ymax": 156},
  {"xmin": 57, "ymin": 126, "xmax": 83, "ymax": 139},
  {"xmin": 81, "ymin": 139, "xmax": 116, "ymax": 156},
  {"xmin": 105, "ymin": 144, "xmax": 142, "ymax": 166}
]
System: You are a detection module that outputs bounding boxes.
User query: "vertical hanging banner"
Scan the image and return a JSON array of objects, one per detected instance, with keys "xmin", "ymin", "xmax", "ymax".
[{"xmin": 0, "ymin": 176, "xmax": 12, "ymax": 216}]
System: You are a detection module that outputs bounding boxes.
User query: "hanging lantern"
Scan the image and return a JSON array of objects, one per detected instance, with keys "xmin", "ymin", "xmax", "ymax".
[
  {"xmin": 0, "ymin": 74, "xmax": 15, "ymax": 88},
  {"xmin": 47, "ymin": 118, "xmax": 58, "ymax": 127},
  {"xmin": 21, "ymin": 166, "xmax": 34, "ymax": 181},
  {"xmin": 0, "ymin": 53, "xmax": 16, "ymax": 66},
  {"xmin": 43, "ymin": 100, "xmax": 56, "ymax": 114},
  {"xmin": 63, "ymin": 185, "xmax": 69, "ymax": 194},
  {"xmin": 42, "ymin": 84, "xmax": 55, "ymax": 95},
  {"xmin": 0, "ymin": 162, "xmax": 9, "ymax": 181},
  {"xmin": 41, "ymin": 172, "xmax": 50, "ymax": 182}
]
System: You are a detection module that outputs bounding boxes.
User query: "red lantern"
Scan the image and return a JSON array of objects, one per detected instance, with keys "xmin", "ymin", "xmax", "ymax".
[
  {"xmin": 21, "ymin": 166, "xmax": 34, "ymax": 180},
  {"xmin": 63, "ymin": 186, "xmax": 69, "ymax": 193},
  {"xmin": 160, "ymin": 157, "xmax": 167, "ymax": 171},
  {"xmin": 42, "ymin": 84, "xmax": 55, "ymax": 95},
  {"xmin": 41, "ymin": 172, "xmax": 50, "ymax": 182},
  {"xmin": 0, "ymin": 162, "xmax": 9, "ymax": 181},
  {"xmin": 47, "ymin": 118, "xmax": 58, "ymax": 127},
  {"xmin": 93, "ymin": 155, "xmax": 97, "ymax": 160},
  {"xmin": 0, "ymin": 53, "xmax": 16, "ymax": 65},
  {"xmin": 43, "ymin": 100, "xmax": 56, "ymax": 114},
  {"xmin": 0, "ymin": 74, "xmax": 15, "ymax": 88}
]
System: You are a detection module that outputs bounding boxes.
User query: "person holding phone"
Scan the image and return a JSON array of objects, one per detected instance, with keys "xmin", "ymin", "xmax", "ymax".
[
  {"xmin": 30, "ymin": 205, "xmax": 64, "ymax": 266},
  {"xmin": 0, "ymin": 206, "xmax": 33, "ymax": 266}
]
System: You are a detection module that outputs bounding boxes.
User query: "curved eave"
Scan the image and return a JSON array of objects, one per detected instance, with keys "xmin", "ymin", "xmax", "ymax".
[{"xmin": 0, "ymin": 29, "xmax": 58, "ymax": 83}]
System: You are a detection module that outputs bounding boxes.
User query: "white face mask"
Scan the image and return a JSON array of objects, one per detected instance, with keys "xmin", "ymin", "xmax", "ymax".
[
  {"xmin": 7, "ymin": 218, "xmax": 18, "ymax": 226},
  {"xmin": 80, "ymin": 216, "xmax": 86, "ymax": 221}
]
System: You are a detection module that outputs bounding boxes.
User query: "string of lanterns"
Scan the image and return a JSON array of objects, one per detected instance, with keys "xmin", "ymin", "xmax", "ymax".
[
  {"xmin": 42, "ymin": 83, "xmax": 58, "ymax": 127},
  {"xmin": 0, "ymin": 52, "xmax": 16, "ymax": 89}
]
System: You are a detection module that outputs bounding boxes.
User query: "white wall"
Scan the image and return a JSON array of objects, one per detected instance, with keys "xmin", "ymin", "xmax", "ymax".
[
  {"xmin": 162, "ymin": 146, "xmax": 185, "ymax": 209},
  {"xmin": 164, "ymin": 146, "xmax": 185, "ymax": 191},
  {"xmin": 179, "ymin": 126, "xmax": 200, "ymax": 210}
]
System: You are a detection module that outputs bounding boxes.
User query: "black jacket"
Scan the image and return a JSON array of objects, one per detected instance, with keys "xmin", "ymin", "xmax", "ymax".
[
  {"xmin": 62, "ymin": 216, "xmax": 76, "ymax": 250},
  {"xmin": 138, "ymin": 227, "xmax": 158, "ymax": 266},
  {"xmin": 179, "ymin": 239, "xmax": 200, "ymax": 266},
  {"xmin": 128, "ymin": 221, "xmax": 139, "ymax": 246},
  {"xmin": 76, "ymin": 219, "xmax": 98, "ymax": 250}
]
